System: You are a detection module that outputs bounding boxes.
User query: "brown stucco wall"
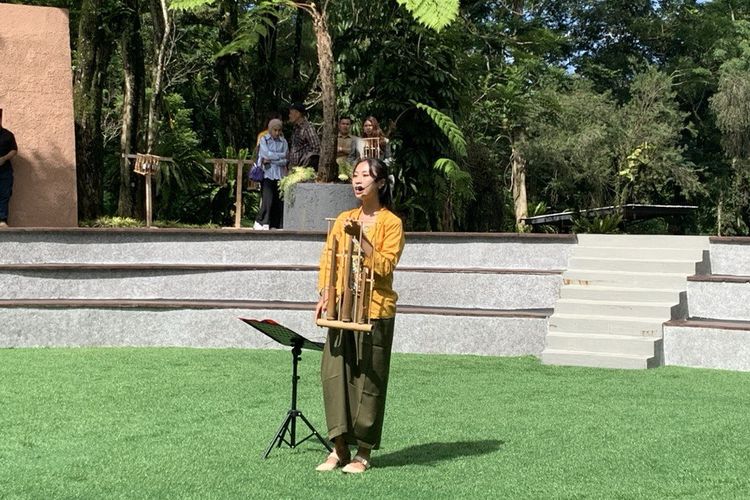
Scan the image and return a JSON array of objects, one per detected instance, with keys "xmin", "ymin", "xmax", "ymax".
[{"xmin": 0, "ymin": 4, "xmax": 77, "ymax": 227}]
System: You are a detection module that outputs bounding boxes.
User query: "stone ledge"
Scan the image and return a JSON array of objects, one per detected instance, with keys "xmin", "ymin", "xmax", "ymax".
[
  {"xmin": 665, "ymin": 319, "xmax": 750, "ymax": 332},
  {"xmin": 0, "ymin": 306, "xmax": 548, "ymax": 356},
  {"xmin": 687, "ymin": 274, "xmax": 750, "ymax": 284},
  {"xmin": 0, "ymin": 262, "xmax": 563, "ymax": 275},
  {"xmin": 0, "ymin": 298, "xmax": 553, "ymax": 318},
  {"xmin": 710, "ymin": 236, "xmax": 750, "ymax": 245},
  {"xmin": 663, "ymin": 322, "xmax": 750, "ymax": 371}
]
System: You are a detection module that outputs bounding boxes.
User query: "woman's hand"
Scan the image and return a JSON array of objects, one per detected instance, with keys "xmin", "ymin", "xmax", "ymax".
[
  {"xmin": 343, "ymin": 220, "xmax": 373, "ymax": 257},
  {"xmin": 343, "ymin": 220, "xmax": 362, "ymax": 237},
  {"xmin": 315, "ymin": 292, "xmax": 328, "ymax": 319}
]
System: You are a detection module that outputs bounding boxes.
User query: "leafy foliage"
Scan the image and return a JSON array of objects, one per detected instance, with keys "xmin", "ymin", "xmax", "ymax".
[
  {"xmin": 69, "ymin": 0, "xmax": 750, "ymax": 234},
  {"xmin": 169, "ymin": 0, "xmax": 212, "ymax": 11},
  {"xmin": 413, "ymin": 102, "xmax": 467, "ymax": 157},
  {"xmin": 278, "ymin": 166, "xmax": 316, "ymax": 202},
  {"xmin": 573, "ymin": 213, "xmax": 624, "ymax": 234},
  {"xmin": 215, "ymin": 4, "xmax": 287, "ymax": 58},
  {"xmin": 395, "ymin": 0, "xmax": 459, "ymax": 32}
]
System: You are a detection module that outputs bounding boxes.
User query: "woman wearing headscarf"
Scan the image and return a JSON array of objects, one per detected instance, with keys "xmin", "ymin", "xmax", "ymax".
[{"xmin": 253, "ymin": 118, "xmax": 288, "ymax": 230}]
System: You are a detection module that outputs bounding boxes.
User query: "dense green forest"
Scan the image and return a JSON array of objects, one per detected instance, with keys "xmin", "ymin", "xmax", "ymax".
[{"xmin": 5, "ymin": 0, "xmax": 750, "ymax": 234}]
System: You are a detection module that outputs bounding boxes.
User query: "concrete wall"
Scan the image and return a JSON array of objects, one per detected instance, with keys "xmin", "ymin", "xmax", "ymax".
[
  {"xmin": 0, "ymin": 4, "xmax": 77, "ymax": 227},
  {"xmin": 709, "ymin": 237, "xmax": 750, "ymax": 276},
  {"xmin": 0, "ymin": 229, "xmax": 571, "ymax": 356}
]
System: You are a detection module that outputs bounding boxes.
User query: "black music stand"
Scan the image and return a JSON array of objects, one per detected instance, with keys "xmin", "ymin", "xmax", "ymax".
[{"xmin": 239, "ymin": 318, "xmax": 332, "ymax": 459}]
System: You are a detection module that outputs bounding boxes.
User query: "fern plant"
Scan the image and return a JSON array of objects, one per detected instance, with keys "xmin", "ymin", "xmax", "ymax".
[
  {"xmin": 413, "ymin": 101, "xmax": 474, "ymax": 225},
  {"xmin": 279, "ymin": 167, "xmax": 316, "ymax": 203},
  {"xmin": 414, "ymin": 102, "xmax": 467, "ymax": 157},
  {"xmin": 573, "ymin": 213, "xmax": 623, "ymax": 234},
  {"xmin": 395, "ymin": 0, "xmax": 459, "ymax": 32}
]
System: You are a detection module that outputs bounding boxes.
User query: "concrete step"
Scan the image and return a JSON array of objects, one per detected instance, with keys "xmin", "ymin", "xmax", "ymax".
[
  {"xmin": 0, "ymin": 228, "xmax": 576, "ymax": 270},
  {"xmin": 567, "ymin": 257, "xmax": 699, "ymax": 274},
  {"xmin": 664, "ymin": 319, "xmax": 750, "ymax": 371},
  {"xmin": 559, "ymin": 285, "xmax": 681, "ymax": 303},
  {"xmin": 0, "ymin": 300, "xmax": 550, "ymax": 356},
  {"xmin": 393, "ymin": 270, "xmax": 561, "ymax": 310},
  {"xmin": 0, "ymin": 267, "xmax": 320, "ymax": 302},
  {"xmin": 562, "ymin": 269, "xmax": 688, "ymax": 289},
  {"xmin": 554, "ymin": 298, "xmax": 677, "ymax": 318},
  {"xmin": 541, "ymin": 348, "xmax": 657, "ymax": 369},
  {"xmin": 548, "ymin": 313, "xmax": 663, "ymax": 337},
  {"xmin": 709, "ymin": 240, "xmax": 750, "ymax": 276},
  {"xmin": 0, "ymin": 230, "xmax": 327, "ymax": 266},
  {"xmin": 545, "ymin": 331, "xmax": 661, "ymax": 357},
  {"xmin": 686, "ymin": 280, "xmax": 750, "ymax": 322},
  {"xmin": 576, "ymin": 234, "xmax": 710, "ymax": 250},
  {"xmin": 0, "ymin": 265, "xmax": 562, "ymax": 310},
  {"xmin": 572, "ymin": 246, "xmax": 707, "ymax": 261}
]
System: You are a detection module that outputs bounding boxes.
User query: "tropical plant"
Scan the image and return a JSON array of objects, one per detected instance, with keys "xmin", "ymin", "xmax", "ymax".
[{"xmin": 573, "ymin": 213, "xmax": 623, "ymax": 234}]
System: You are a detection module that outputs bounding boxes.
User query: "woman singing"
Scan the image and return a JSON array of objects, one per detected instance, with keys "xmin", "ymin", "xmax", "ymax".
[{"xmin": 314, "ymin": 158, "xmax": 405, "ymax": 474}]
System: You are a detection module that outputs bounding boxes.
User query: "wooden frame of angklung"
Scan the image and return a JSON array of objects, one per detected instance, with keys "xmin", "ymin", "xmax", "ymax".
[{"xmin": 315, "ymin": 218, "xmax": 376, "ymax": 333}]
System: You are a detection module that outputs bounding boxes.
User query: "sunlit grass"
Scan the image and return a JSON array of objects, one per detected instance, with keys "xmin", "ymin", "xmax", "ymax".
[{"xmin": 1, "ymin": 349, "xmax": 748, "ymax": 498}]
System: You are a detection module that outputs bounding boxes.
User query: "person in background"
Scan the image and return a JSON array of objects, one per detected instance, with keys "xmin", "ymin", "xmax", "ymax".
[
  {"xmin": 288, "ymin": 102, "xmax": 320, "ymax": 169},
  {"xmin": 256, "ymin": 111, "xmax": 282, "ymax": 147},
  {"xmin": 253, "ymin": 119, "xmax": 288, "ymax": 230},
  {"xmin": 314, "ymin": 158, "xmax": 405, "ymax": 474},
  {"xmin": 353, "ymin": 116, "xmax": 391, "ymax": 164},
  {"xmin": 336, "ymin": 116, "xmax": 358, "ymax": 166},
  {"xmin": 0, "ymin": 109, "xmax": 18, "ymax": 228}
]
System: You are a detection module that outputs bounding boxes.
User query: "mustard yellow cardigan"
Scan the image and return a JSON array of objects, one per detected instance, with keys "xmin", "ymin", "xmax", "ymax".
[{"xmin": 317, "ymin": 207, "xmax": 405, "ymax": 319}]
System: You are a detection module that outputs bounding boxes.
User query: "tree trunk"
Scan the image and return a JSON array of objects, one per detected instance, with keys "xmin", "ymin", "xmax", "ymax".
[
  {"xmin": 146, "ymin": 0, "xmax": 171, "ymax": 153},
  {"xmin": 510, "ymin": 0, "xmax": 527, "ymax": 232},
  {"xmin": 309, "ymin": 3, "xmax": 337, "ymax": 182},
  {"xmin": 73, "ymin": 0, "xmax": 114, "ymax": 220},
  {"xmin": 117, "ymin": 0, "xmax": 145, "ymax": 217},
  {"xmin": 511, "ymin": 128, "xmax": 528, "ymax": 231}
]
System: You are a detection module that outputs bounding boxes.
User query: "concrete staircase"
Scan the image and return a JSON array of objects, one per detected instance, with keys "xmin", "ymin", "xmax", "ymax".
[{"xmin": 542, "ymin": 234, "xmax": 710, "ymax": 369}]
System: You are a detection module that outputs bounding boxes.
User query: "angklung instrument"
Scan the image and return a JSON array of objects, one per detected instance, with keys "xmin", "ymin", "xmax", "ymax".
[
  {"xmin": 361, "ymin": 137, "xmax": 382, "ymax": 159},
  {"xmin": 315, "ymin": 218, "xmax": 376, "ymax": 333}
]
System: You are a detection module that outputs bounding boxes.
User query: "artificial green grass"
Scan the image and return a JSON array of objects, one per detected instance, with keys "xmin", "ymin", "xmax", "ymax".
[{"xmin": 1, "ymin": 349, "xmax": 748, "ymax": 499}]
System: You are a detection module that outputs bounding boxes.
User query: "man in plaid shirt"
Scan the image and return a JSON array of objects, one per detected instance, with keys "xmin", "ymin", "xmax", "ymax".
[{"xmin": 288, "ymin": 103, "xmax": 320, "ymax": 168}]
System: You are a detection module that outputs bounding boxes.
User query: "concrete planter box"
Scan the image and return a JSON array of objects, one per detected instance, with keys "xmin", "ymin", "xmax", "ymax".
[{"xmin": 283, "ymin": 183, "xmax": 358, "ymax": 231}]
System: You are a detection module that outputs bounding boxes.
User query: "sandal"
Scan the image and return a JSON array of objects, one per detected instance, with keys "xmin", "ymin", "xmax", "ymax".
[
  {"xmin": 315, "ymin": 450, "xmax": 350, "ymax": 472},
  {"xmin": 341, "ymin": 454, "xmax": 371, "ymax": 474}
]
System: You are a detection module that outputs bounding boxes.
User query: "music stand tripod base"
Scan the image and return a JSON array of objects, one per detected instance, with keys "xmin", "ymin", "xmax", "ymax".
[{"xmin": 239, "ymin": 318, "xmax": 332, "ymax": 459}]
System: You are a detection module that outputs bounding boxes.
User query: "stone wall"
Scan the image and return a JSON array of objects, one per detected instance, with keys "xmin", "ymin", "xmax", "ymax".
[{"xmin": 0, "ymin": 4, "xmax": 77, "ymax": 227}]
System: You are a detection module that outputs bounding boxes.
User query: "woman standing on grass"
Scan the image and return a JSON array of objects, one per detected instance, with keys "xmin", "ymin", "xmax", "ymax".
[{"xmin": 314, "ymin": 158, "xmax": 405, "ymax": 474}]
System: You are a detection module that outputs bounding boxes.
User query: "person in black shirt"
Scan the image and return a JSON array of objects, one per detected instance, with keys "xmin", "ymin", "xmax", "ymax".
[{"xmin": 0, "ymin": 109, "xmax": 19, "ymax": 227}]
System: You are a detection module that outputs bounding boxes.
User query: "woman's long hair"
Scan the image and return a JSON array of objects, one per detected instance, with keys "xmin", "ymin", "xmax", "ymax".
[
  {"xmin": 363, "ymin": 116, "xmax": 388, "ymax": 150},
  {"xmin": 357, "ymin": 158, "xmax": 392, "ymax": 209}
]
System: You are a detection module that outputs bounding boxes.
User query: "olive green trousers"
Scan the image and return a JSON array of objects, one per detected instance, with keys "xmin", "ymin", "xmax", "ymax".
[{"xmin": 320, "ymin": 317, "xmax": 395, "ymax": 450}]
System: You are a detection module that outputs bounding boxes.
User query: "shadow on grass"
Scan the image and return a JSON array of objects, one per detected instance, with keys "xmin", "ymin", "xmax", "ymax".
[{"xmin": 376, "ymin": 440, "xmax": 505, "ymax": 468}]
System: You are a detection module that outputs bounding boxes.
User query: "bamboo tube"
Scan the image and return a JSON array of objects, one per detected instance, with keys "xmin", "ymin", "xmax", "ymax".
[
  {"xmin": 325, "ymin": 237, "xmax": 338, "ymax": 320},
  {"xmin": 340, "ymin": 235, "xmax": 354, "ymax": 322},
  {"xmin": 354, "ymin": 227, "xmax": 367, "ymax": 323},
  {"xmin": 315, "ymin": 318, "xmax": 373, "ymax": 332}
]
